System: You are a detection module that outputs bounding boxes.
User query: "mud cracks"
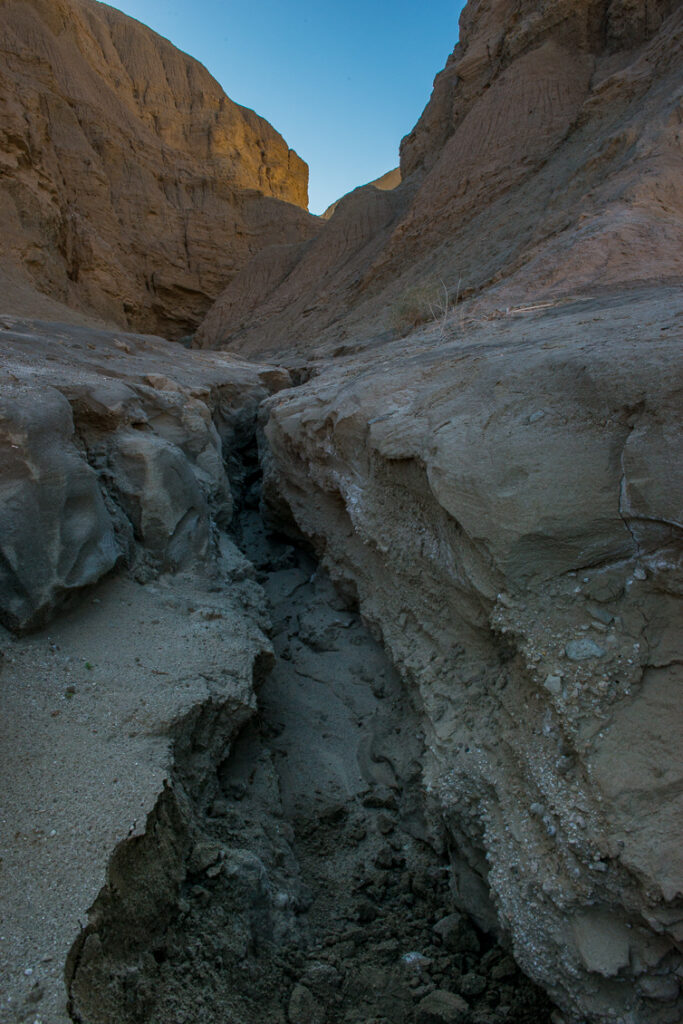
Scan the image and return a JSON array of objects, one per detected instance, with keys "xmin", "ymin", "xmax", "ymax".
[{"xmin": 66, "ymin": 463, "xmax": 552, "ymax": 1024}]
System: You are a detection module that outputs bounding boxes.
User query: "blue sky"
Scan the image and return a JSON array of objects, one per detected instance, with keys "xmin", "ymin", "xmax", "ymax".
[{"xmin": 109, "ymin": 1, "xmax": 466, "ymax": 213}]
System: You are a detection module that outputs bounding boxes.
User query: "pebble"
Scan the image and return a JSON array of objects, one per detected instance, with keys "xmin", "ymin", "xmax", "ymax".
[
  {"xmin": 416, "ymin": 988, "xmax": 469, "ymax": 1023},
  {"xmin": 543, "ymin": 674, "xmax": 562, "ymax": 695},
  {"xmin": 565, "ymin": 638, "xmax": 605, "ymax": 661},
  {"xmin": 459, "ymin": 971, "xmax": 487, "ymax": 997}
]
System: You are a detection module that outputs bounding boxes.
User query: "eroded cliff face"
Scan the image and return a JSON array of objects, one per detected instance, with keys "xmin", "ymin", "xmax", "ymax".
[
  {"xmin": 261, "ymin": 287, "xmax": 683, "ymax": 1024},
  {"xmin": 196, "ymin": 0, "xmax": 682, "ymax": 356},
  {"xmin": 0, "ymin": 0, "xmax": 319, "ymax": 337}
]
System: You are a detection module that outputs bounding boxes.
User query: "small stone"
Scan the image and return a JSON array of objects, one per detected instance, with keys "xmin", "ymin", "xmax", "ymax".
[
  {"xmin": 565, "ymin": 638, "xmax": 605, "ymax": 661},
  {"xmin": 377, "ymin": 812, "xmax": 395, "ymax": 835},
  {"xmin": 528, "ymin": 410, "xmax": 545, "ymax": 423},
  {"xmin": 299, "ymin": 961, "xmax": 341, "ymax": 996},
  {"xmin": 26, "ymin": 982, "xmax": 44, "ymax": 1004},
  {"xmin": 288, "ymin": 983, "xmax": 324, "ymax": 1024},
  {"xmin": 587, "ymin": 604, "xmax": 613, "ymax": 625},
  {"xmin": 459, "ymin": 971, "xmax": 487, "ymax": 998},
  {"xmin": 363, "ymin": 786, "xmax": 398, "ymax": 810},
  {"xmin": 490, "ymin": 955, "xmax": 517, "ymax": 980},
  {"xmin": 633, "ymin": 566, "xmax": 647, "ymax": 581},
  {"xmin": 543, "ymin": 674, "xmax": 562, "ymax": 695},
  {"xmin": 637, "ymin": 973, "xmax": 679, "ymax": 1001},
  {"xmin": 416, "ymin": 988, "xmax": 469, "ymax": 1023},
  {"xmin": 401, "ymin": 951, "xmax": 432, "ymax": 974},
  {"xmin": 188, "ymin": 840, "xmax": 223, "ymax": 874},
  {"xmin": 432, "ymin": 913, "xmax": 480, "ymax": 954}
]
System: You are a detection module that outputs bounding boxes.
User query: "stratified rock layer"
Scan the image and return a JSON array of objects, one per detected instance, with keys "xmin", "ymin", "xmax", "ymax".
[
  {"xmin": 196, "ymin": 0, "xmax": 682, "ymax": 356},
  {"xmin": 262, "ymin": 286, "xmax": 683, "ymax": 1024},
  {"xmin": 0, "ymin": 0, "xmax": 319, "ymax": 336}
]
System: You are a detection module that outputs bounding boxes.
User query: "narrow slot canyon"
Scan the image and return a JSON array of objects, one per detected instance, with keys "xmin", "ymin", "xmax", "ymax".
[
  {"xmin": 64, "ymin": 442, "xmax": 552, "ymax": 1024},
  {"xmin": 1, "ymin": 2, "xmax": 681, "ymax": 1019}
]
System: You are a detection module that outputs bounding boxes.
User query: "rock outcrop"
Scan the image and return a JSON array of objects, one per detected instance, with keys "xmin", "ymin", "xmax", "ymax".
[
  {"xmin": 194, "ymin": 2, "xmax": 683, "ymax": 1020},
  {"xmin": 0, "ymin": 315, "xmax": 288, "ymax": 631},
  {"xmin": 321, "ymin": 166, "xmax": 401, "ymax": 220},
  {"xmin": 0, "ymin": 0, "xmax": 319, "ymax": 337},
  {"xmin": 262, "ymin": 286, "xmax": 683, "ymax": 1024},
  {"xmin": 196, "ymin": 0, "xmax": 682, "ymax": 356}
]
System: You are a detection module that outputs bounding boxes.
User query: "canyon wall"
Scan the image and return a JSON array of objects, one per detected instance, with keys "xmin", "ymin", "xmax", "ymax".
[
  {"xmin": 196, "ymin": 0, "xmax": 682, "ymax": 357},
  {"xmin": 1, "ymin": 2, "xmax": 681, "ymax": 1022},
  {"xmin": 262, "ymin": 288, "xmax": 683, "ymax": 1024},
  {"xmin": 198, "ymin": 1, "xmax": 683, "ymax": 1021},
  {"xmin": 0, "ymin": 0, "xmax": 319, "ymax": 337},
  {"xmin": 0, "ymin": 315, "xmax": 288, "ymax": 632}
]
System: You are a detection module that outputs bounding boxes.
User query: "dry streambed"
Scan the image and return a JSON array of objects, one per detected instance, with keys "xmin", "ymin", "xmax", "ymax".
[{"xmin": 65, "ymin": 489, "xmax": 552, "ymax": 1024}]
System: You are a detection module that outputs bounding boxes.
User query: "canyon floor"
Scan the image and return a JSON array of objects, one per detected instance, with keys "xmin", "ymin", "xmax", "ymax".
[
  {"xmin": 1, "ymin": 282, "xmax": 681, "ymax": 1024},
  {"xmin": 1, "ymin": 456, "xmax": 552, "ymax": 1024}
]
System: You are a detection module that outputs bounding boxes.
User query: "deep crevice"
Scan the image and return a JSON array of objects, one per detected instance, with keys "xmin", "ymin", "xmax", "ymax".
[{"xmin": 65, "ymin": 437, "xmax": 553, "ymax": 1024}]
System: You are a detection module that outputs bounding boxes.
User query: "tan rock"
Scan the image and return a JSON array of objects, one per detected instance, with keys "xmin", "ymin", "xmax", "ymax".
[
  {"xmin": 0, "ymin": 0, "xmax": 319, "ymax": 337},
  {"xmin": 321, "ymin": 166, "xmax": 401, "ymax": 220},
  {"xmin": 197, "ymin": 0, "xmax": 682, "ymax": 358}
]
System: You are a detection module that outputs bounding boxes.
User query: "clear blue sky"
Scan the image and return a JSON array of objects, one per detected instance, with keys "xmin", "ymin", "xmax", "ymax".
[{"xmin": 109, "ymin": 1, "xmax": 466, "ymax": 214}]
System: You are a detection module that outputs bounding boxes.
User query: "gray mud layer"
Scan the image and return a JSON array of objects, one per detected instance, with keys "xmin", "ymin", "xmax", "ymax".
[{"xmin": 66, "ymin": 497, "xmax": 552, "ymax": 1024}]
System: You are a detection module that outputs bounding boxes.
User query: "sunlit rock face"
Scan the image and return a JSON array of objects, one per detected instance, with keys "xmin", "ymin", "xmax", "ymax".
[
  {"xmin": 0, "ymin": 0, "xmax": 319, "ymax": 337},
  {"xmin": 196, "ymin": 0, "xmax": 682, "ymax": 358}
]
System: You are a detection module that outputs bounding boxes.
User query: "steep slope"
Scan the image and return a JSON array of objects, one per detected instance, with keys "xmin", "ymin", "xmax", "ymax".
[
  {"xmin": 196, "ymin": 0, "xmax": 682, "ymax": 356},
  {"xmin": 0, "ymin": 0, "xmax": 320, "ymax": 337}
]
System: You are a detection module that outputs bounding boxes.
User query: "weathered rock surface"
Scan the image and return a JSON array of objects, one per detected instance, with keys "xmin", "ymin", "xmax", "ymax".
[
  {"xmin": 0, "ymin": 315, "xmax": 289, "ymax": 631},
  {"xmin": 196, "ymin": 0, "xmax": 682, "ymax": 356},
  {"xmin": 321, "ymin": 166, "xmax": 401, "ymax": 220},
  {"xmin": 0, "ymin": 0, "xmax": 319, "ymax": 337},
  {"xmin": 2, "ymin": 2, "xmax": 682, "ymax": 1023},
  {"xmin": 0, "ymin": 552, "xmax": 272, "ymax": 1024},
  {"xmin": 262, "ymin": 286, "xmax": 683, "ymax": 1024}
]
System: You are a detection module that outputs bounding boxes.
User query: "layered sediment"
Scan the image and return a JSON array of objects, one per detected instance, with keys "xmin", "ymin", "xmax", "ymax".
[
  {"xmin": 0, "ymin": 0, "xmax": 319, "ymax": 336},
  {"xmin": 196, "ymin": 0, "xmax": 682, "ymax": 357}
]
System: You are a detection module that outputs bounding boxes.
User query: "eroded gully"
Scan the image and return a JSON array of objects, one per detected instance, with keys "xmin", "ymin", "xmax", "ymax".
[{"xmin": 66, "ymin": 441, "xmax": 552, "ymax": 1024}]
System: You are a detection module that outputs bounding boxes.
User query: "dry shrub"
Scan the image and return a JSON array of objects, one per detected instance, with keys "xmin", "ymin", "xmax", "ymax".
[{"xmin": 390, "ymin": 277, "xmax": 457, "ymax": 336}]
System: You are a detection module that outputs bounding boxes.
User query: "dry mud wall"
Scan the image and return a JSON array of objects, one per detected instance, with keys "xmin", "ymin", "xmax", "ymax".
[{"xmin": 260, "ymin": 290, "xmax": 683, "ymax": 1024}]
